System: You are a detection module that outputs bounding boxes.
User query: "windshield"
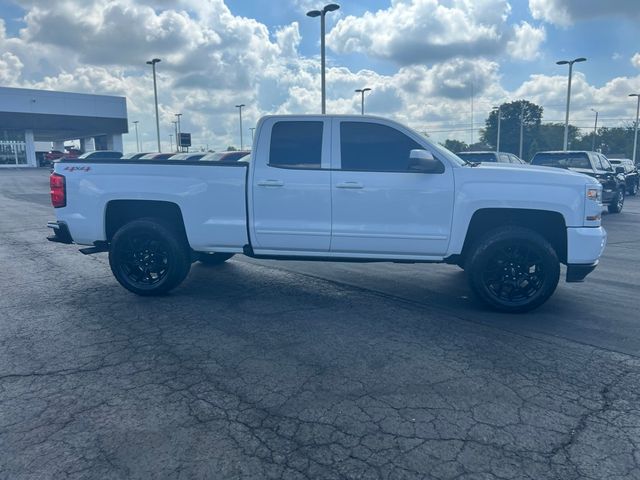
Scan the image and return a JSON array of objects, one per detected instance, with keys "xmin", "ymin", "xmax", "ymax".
[
  {"xmin": 456, "ymin": 152, "xmax": 497, "ymax": 162},
  {"xmin": 531, "ymin": 152, "xmax": 591, "ymax": 169}
]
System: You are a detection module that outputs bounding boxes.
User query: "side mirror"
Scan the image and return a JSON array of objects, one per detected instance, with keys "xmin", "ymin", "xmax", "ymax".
[
  {"xmin": 615, "ymin": 166, "xmax": 625, "ymax": 174},
  {"xmin": 408, "ymin": 149, "xmax": 443, "ymax": 173}
]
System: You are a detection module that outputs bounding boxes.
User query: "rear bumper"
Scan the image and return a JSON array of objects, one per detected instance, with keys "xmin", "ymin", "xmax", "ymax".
[
  {"xmin": 566, "ymin": 262, "xmax": 598, "ymax": 283},
  {"xmin": 47, "ymin": 221, "xmax": 73, "ymax": 244}
]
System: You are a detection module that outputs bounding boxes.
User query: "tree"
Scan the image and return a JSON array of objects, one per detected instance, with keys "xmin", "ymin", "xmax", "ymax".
[
  {"xmin": 480, "ymin": 100, "xmax": 543, "ymax": 160},
  {"xmin": 442, "ymin": 139, "xmax": 468, "ymax": 153},
  {"xmin": 226, "ymin": 146, "xmax": 237, "ymax": 151},
  {"xmin": 535, "ymin": 123, "xmax": 579, "ymax": 152},
  {"xmin": 574, "ymin": 126, "xmax": 635, "ymax": 157}
]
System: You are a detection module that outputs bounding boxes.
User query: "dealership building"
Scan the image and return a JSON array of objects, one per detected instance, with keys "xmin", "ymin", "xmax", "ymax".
[{"xmin": 0, "ymin": 87, "xmax": 128, "ymax": 167}]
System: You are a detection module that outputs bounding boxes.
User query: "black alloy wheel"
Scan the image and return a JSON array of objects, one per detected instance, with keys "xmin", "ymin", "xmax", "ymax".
[
  {"xmin": 465, "ymin": 226, "xmax": 560, "ymax": 313},
  {"xmin": 109, "ymin": 219, "xmax": 191, "ymax": 295},
  {"xmin": 481, "ymin": 245, "xmax": 545, "ymax": 305}
]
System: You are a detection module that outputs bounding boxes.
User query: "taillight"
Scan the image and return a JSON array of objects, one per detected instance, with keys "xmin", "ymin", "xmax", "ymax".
[{"xmin": 50, "ymin": 173, "xmax": 66, "ymax": 208}]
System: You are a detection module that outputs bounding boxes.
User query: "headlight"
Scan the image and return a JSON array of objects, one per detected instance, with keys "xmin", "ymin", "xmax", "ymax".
[{"xmin": 586, "ymin": 188, "xmax": 601, "ymax": 202}]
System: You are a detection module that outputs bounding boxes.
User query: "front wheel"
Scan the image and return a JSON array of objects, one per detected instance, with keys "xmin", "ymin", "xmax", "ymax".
[
  {"xmin": 109, "ymin": 219, "xmax": 191, "ymax": 296},
  {"xmin": 465, "ymin": 227, "xmax": 560, "ymax": 313},
  {"xmin": 608, "ymin": 188, "xmax": 624, "ymax": 213}
]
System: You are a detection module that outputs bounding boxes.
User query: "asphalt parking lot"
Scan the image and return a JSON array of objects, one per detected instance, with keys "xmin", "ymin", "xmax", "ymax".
[{"xmin": 1, "ymin": 168, "xmax": 639, "ymax": 480}]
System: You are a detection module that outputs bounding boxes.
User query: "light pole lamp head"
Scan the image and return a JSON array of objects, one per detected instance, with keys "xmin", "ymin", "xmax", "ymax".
[
  {"xmin": 556, "ymin": 60, "xmax": 569, "ymax": 65},
  {"xmin": 630, "ymin": 93, "xmax": 640, "ymax": 98},
  {"xmin": 146, "ymin": 58, "xmax": 161, "ymax": 65},
  {"xmin": 574, "ymin": 57, "xmax": 587, "ymax": 63},
  {"xmin": 306, "ymin": 9, "xmax": 321, "ymax": 17},
  {"xmin": 323, "ymin": 4, "xmax": 340, "ymax": 13},
  {"xmin": 235, "ymin": 104, "xmax": 245, "ymax": 108}
]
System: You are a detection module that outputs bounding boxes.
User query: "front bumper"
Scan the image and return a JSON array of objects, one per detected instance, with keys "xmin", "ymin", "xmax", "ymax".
[
  {"xmin": 566, "ymin": 262, "xmax": 598, "ymax": 283},
  {"xmin": 47, "ymin": 221, "xmax": 73, "ymax": 244},
  {"xmin": 565, "ymin": 226, "xmax": 606, "ymax": 282}
]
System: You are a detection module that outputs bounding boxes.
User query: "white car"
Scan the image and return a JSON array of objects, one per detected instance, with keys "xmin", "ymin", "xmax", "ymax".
[{"xmin": 47, "ymin": 115, "xmax": 606, "ymax": 312}]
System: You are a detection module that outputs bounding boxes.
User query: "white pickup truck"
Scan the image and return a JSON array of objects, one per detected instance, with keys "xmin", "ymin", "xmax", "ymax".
[{"xmin": 48, "ymin": 115, "xmax": 607, "ymax": 312}]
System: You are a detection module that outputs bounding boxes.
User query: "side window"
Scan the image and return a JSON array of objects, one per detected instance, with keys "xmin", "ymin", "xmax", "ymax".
[
  {"xmin": 340, "ymin": 122, "xmax": 423, "ymax": 172},
  {"xmin": 509, "ymin": 154, "xmax": 521, "ymax": 164},
  {"xmin": 269, "ymin": 121, "xmax": 323, "ymax": 169},
  {"xmin": 499, "ymin": 153, "xmax": 510, "ymax": 163},
  {"xmin": 590, "ymin": 153, "xmax": 603, "ymax": 170},
  {"xmin": 600, "ymin": 155, "xmax": 613, "ymax": 172}
]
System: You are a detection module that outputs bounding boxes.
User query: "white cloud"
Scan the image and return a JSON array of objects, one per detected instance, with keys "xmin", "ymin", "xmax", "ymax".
[
  {"xmin": 0, "ymin": 52, "xmax": 24, "ymax": 85},
  {"xmin": 327, "ymin": 0, "xmax": 511, "ymax": 65},
  {"xmin": 506, "ymin": 22, "xmax": 546, "ymax": 61},
  {"xmin": 529, "ymin": 0, "xmax": 640, "ymax": 26},
  {"xmin": 632, "ymin": 53, "xmax": 640, "ymax": 69}
]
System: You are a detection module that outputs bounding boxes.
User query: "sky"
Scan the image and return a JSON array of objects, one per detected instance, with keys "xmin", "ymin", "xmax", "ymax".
[{"xmin": 1, "ymin": 0, "xmax": 639, "ymax": 152}]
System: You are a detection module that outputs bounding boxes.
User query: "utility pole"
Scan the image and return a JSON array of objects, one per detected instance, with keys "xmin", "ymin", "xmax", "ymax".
[
  {"xmin": 630, "ymin": 94, "xmax": 640, "ymax": 164},
  {"xmin": 132, "ymin": 120, "xmax": 140, "ymax": 152},
  {"xmin": 175, "ymin": 113, "xmax": 182, "ymax": 152},
  {"xmin": 355, "ymin": 88, "xmax": 371, "ymax": 115},
  {"xmin": 557, "ymin": 57, "xmax": 587, "ymax": 151},
  {"xmin": 169, "ymin": 133, "xmax": 173, "ymax": 152},
  {"xmin": 306, "ymin": 4, "xmax": 340, "ymax": 114},
  {"xmin": 249, "ymin": 127, "xmax": 256, "ymax": 145},
  {"xmin": 590, "ymin": 108, "xmax": 598, "ymax": 151},
  {"xmin": 519, "ymin": 102, "xmax": 525, "ymax": 159},
  {"xmin": 146, "ymin": 58, "xmax": 162, "ymax": 152},
  {"xmin": 172, "ymin": 121, "xmax": 178, "ymax": 152},
  {"xmin": 235, "ymin": 104, "xmax": 245, "ymax": 150},
  {"xmin": 493, "ymin": 106, "xmax": 502, "ymax": 152}
]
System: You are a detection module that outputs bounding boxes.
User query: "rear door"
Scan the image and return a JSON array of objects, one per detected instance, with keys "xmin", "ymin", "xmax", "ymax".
[
  {"xmin": 250, "ymin": 117, "xmax": 332, "ymax": 252},
  {"xmin": 330, "ymin": 119, "xmax": 455, "ymax": 257}
]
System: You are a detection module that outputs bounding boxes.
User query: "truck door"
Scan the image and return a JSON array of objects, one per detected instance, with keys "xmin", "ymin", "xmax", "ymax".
[
  {"xmin": 250, "ymin": 117, "xmax": 332, "ymax": 252},
  {"xmin": 330, "ymin": 119, "xmax": 455, "ymax": 257}
]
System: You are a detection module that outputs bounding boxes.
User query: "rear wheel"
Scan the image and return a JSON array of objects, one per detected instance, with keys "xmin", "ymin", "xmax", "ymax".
[
  {"xmin": 465, "ymin": 227, "xmax": 560, "ymax": 313},
  {"xmin": 197, "ymin": 252, "xmax": 234, "ymax": 265},
  {"xmin": 109, "ymin": 218, "xmax": 191, "ymax": 296},
  {"xmin": 608, "ymin": 188, "xmax": 624, "ymax": 213},
  {"xmin": 628, "ymin": 181, "xmax": 638, "ymax": 196}
]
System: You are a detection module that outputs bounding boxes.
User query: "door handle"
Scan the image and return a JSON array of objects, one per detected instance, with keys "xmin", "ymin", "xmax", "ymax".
[
  {"xmin": 336, "ymin": 181, "xmax": 363, "ymax": 189},
  {"xmin": 257, "ymin": 179, "xmax": 284, "ymax": 187}
]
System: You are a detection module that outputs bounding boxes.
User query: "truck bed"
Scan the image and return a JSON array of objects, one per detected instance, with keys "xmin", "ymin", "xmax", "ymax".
[{"xmin": 54, "ymin": 159, "xmax": 249, "ymax": 252}]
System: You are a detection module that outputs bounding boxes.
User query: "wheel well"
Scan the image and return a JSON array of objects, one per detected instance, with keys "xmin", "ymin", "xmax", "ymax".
[
  {"xmin": 462, "ymin": 209, "xmax": 567, "ymax": 263},
  {"xmin": 105, "ymin": 200, "xmax": 188, "ymax": 243}
]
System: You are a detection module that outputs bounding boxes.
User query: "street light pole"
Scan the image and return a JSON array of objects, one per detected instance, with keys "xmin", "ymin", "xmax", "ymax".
[
  {"xmin": 171, "ymin": 121, "xmax": 178, "ymax": 152},
  {"xmin": 355, "ymin": 88, "xmax": 371, "ymax": 115},
  {"xmin": 557, "ymin": 57, "xmax": 586, "ymax": 151},
  {"xmin": 169, "ymin": 134, "xmax": 173, "ymax": 152},
  {"xmin": 307, "ymin": 4, "xmax": 340, "ymax": 114},
  {"xmin": 590, "ymin": 108, "xmax": 598, "ymax": 151},
  {"xmin": 235, "ymin": 104, "xmax": 245, "ymax": 150},
  {"xmin": 492, "ymin": 106, "xmax": 502, "ymax": 152},
  {"xmin": 630, "ymin": 94, "xmax": 640, "ymax": 164},
  {"xmin": 146, "ymin": 58, "xmax": 162, "ymax": 152},
  {"xmin": 132, "ymin": 120, "xmax": 140, "ymax": 152},
  {"xmin": 174, "ymin": 113, "xmax": 182, "ymax": 152},
  {"xmin": 519, "ymin": 102, "xmax": 525, "ymax": 158},
  {"xmin": 249, "ymin": 127, "xmax": 256, "ymax": 145}
]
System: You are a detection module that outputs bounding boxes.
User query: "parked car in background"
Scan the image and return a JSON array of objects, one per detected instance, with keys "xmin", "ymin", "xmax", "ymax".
[
  {"xmin": 609, "ymin": 159, "xmax": 638, "ymax": 196},
  {"xmin": 44, "ymin": 150, "xmax": 65, "ymax": 163},
  {"xmin": 200, "ymin": 151, "xmax": 251, "ymax": 162},
  {"xmin": 169, "ymin": 152, "xmax": 206, "ymax": 161},
  {"xmin": 120, "ymin": 152, "xmax": 151, "ymax": 160},
  {"xmin": 456, "ymin": 151, "xmax": 526, "ymax": 165},
  {"xmin": 531, "ymin": 151, "xmax": 626, "ymax": 213},
  {"xmin": 78, "ymin": 151, "xmax": 122, "ymax": 160},
  {"xmin": 139, "ymin": 153, "xmax": 175, "ymax": 160}
]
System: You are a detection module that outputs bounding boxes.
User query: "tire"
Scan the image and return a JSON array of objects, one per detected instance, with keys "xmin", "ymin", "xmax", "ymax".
[
  {"xmin": 607, "ymin": 188, "xmax": 624, "ymax": 214},
  {"xmin": 465, "ymin": 226, "xmax": 560, "ymax": 313},
  {"xmin": 109, "ymin": 218, "xmax": 191, "ymax": 296},
  {"xmin": 197, "ymin": 252, "xmax": 234, "ymax": 265},
  {"xmin": 628, "ymin": 181, "xmax": 638, "ymax": 196}
]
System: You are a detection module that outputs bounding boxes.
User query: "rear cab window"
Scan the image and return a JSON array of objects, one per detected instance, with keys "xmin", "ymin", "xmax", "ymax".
[
  {"xmin": 269, "ymin": 121, "xmax": 323, "ymax": 169},
  {"xmin": 531, "ymin": 152, "xmax": 591, "ymax": 169}
]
